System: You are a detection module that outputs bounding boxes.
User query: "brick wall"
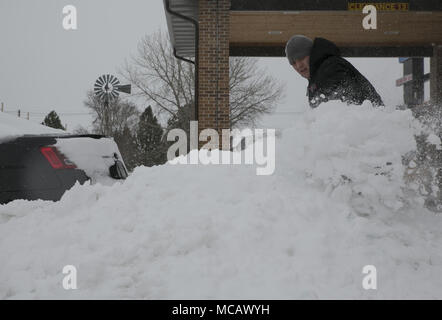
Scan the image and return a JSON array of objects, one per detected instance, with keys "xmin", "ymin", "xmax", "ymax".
[{"xmin": 198, "ymin": 0, "xmax": 230, "ymax": 150}]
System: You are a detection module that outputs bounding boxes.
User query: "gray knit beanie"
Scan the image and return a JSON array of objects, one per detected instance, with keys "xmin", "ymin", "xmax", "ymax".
[{"xmin": 285, "ymin": 35, "xmax": 313, "ymax": 65}]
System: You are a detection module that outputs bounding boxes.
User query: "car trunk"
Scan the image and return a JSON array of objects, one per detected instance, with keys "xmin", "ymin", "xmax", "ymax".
[{"xmin": 55, "ymin": 134, "xmax": 128, "ymax": 185}]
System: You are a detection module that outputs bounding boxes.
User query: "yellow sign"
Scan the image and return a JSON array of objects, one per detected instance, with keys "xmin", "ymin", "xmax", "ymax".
[{"xmin": 348, "ymin": 2, "xmax": 409, "ymax": 11}]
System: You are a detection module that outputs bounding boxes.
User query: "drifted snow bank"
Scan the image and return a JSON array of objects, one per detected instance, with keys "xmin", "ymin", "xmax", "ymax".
[{"xmin": 1, "ymin": 101, "xmax": 442, "ymax": 299}]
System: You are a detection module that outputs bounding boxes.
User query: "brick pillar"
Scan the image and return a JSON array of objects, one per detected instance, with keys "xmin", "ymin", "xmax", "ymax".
[
  {"xmin": 198, "ymin": 0, "xmax": 230, "ymax": 150},
  {"xmin": 430, "ymin": 45, "xmax": 442, "ymax": 105}
]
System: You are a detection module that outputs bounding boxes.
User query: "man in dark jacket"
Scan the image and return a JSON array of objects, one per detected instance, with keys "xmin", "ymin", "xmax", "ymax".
[{"xmin": 286, "ymin": 35, "xmax": 384, "ymax": 108}]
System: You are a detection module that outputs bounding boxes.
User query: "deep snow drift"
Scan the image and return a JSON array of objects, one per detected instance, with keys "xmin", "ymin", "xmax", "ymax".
[{"xmin": 1, "ymin": 101, "xmax": 441, "ymax": 299}]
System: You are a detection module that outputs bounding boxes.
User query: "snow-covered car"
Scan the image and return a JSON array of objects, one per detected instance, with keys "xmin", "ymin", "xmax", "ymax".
[
  {"xmin": 0, "ymin": 134, "xmax": 128, "ymax": 204},
  {"xmin": 0, "ymin": 113, "xmax": 128, "ymax": 204}
]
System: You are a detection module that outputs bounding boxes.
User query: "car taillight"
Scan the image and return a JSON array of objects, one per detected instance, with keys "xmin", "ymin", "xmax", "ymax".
[{"xmin": 40, "ymin": 146, "xmax": 76, "ymax": 169}]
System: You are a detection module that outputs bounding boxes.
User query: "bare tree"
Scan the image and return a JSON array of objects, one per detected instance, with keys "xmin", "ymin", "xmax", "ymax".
[
  {"xmin": 83, "ymin": 91, "xmax": 141, "ymax": 170},
  {"xmin": 83, "ymin": 90, "xmax": 140, "ymax": 137},
  {"xmin": 72, "ymin": 125, "xmax": 91, "ymax": 135},
  {"xmin": 121, "ymin": 29, "xmax": 284, "ymax": 128},
  {"xmin": 229, "ymin": 57, "xmax": 284, "ymax": 127}
]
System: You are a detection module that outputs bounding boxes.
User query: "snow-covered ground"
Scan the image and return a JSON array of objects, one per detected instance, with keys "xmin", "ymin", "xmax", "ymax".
[{"xmin": 1, "ymin": 101, "xmax": 441, "ymax": 299}]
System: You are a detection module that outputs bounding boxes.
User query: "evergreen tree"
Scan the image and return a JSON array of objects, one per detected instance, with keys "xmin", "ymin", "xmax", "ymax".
[
  {"xmin": 42, "ymin": 111, "xmax": 65, "ymax": 130},
  {"xmin": 136, "ymin": 106, "xmax": 167, "ymax": 167},
  {"xmin": 114, "ymin": 125, "xmax": 138, "ymax": 172}
]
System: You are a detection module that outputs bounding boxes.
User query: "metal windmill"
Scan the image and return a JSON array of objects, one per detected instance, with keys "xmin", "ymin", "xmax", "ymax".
[
  {"xmin": 93, "ymin": 74, "xmax": 131, "ymax": 136},
  {"xmin": 94, "ymin": 74, "xmax": 131, "ymax": 105}
]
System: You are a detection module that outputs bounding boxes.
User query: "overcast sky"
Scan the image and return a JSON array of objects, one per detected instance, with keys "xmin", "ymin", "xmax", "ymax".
[{"xmin": 0, "ymin": 0, "xmax": 428, "ymax": 131}]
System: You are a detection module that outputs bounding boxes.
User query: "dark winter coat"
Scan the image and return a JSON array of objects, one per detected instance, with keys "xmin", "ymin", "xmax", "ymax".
[{"xmin": 307, "ymin": 38, "xmax": 384, "ymax": 108}]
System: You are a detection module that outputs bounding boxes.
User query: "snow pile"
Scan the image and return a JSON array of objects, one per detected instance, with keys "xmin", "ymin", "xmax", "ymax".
[
  {"xmin": 1, "ymin": 101, "xmax": 442, "ymax": 299},
  {"xmin": 0, "ymin": 111, "xmax": 65, "ymax": 142},
  {"xmin": 277, "ymin": 101, "xmax": 423, "ymax": 217}
]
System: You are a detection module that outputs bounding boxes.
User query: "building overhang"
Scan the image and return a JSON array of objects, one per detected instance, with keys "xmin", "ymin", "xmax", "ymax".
[
  {"xmin": 163, "ymin": 0, "xmax": 198, "ymax": 57},
  {"xmin": 163, "ymin": 0, "xmax": 442, "ymax": 58}
]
